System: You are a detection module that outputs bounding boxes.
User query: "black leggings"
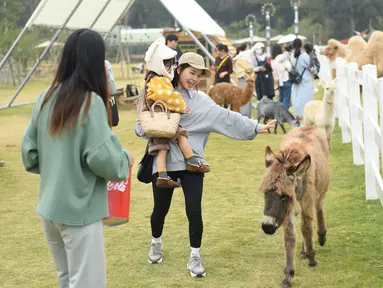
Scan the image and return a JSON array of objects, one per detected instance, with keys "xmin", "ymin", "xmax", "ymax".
[{"xmin": 151, "ymin": 171, "xmax": 204, "ymax": 248}]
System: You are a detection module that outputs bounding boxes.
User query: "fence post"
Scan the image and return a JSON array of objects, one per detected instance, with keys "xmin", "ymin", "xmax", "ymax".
[
  {"xmin": 379, "ymin": 78, "xmax": 383, "ymax": 177},
  {"xmin": 362, "ymin": 64, "xmax": 378, "ymax": 200},
  {"xmin": 347, "ymin": 62, "xmax": 364, "ymax": 165},
  {"xmin": 336, "ymin": 58, "xmax": 351, "ymax": 143}
]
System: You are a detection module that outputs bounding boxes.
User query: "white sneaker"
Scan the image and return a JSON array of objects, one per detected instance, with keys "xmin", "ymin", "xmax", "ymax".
[
  {"xmin": 187, "ymin": 254, "xmax": 206, "ymax": 277},
  {"xmin": 148, "ymin": 243, "xmax": 163, "ymax": 264}
]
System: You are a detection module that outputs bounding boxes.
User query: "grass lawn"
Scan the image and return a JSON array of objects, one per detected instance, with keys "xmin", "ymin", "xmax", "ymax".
[{"xmin": 1, "ymin": 83, "xmax": 383, "ymax": 288}]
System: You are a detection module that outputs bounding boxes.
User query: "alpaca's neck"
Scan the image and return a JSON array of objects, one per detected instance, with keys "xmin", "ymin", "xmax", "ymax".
[
  {"xmin": 322, "ymin": 94, "xmax": 334, "ymax": 118},
  {"xmin": 241, "ymin": 82, "xmax": 254, "ymax": 105}
]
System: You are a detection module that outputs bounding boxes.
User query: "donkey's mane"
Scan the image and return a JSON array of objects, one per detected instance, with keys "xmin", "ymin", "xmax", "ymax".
[{"xmin": 276, "ymin": 141, "xmax": 307, "ymax": 165}]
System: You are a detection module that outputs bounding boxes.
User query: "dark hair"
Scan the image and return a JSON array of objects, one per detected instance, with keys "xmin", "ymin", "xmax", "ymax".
[
  {"xmin": 285, "ymin": 44, "xmax": 293, "ymax": 52},
  {"xmin": 271, "ymin": 44, "xmax": 283, "ymax": 60},
  {"xmin": 171, "ymin": 63, "xmax": 191, "ymax": 88},
  {"xmin": 293, "ymin": 38, "xmax": 302, "ymax": 58},
  {"xmin": 38, "ymin": 28, "xmax": 110, "ymax": 135},
  {"xmin": 236, "ymin": 43, "xmax": 248, "ymax": 55},
  {"xmin": 304, "ymin": 43, "xmax": 313, "ymax": 54},
  {"xmin": 165, "ymin": 34, "xmax": 179, "ymax": 44},
  {"xmin": 216, "ymin": 43, "xmax": 228, "ymax": 53}
]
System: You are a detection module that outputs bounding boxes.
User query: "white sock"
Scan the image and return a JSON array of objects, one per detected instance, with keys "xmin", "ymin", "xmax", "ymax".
[
  {"xmin": 191, "ymin": 247, "xmax": 200, "ymax": 257},
  {"xmin": 152, "ymin": 236, "xmax": 162, "ymax": 245}
]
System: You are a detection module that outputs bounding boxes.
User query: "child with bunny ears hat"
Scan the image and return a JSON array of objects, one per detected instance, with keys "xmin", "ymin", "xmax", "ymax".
[{"xmin": 143, "ymin": 37, "xmax": 210, "ymax": 189}]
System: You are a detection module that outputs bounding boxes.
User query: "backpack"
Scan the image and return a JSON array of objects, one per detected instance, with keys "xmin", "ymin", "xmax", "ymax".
[{"xmin": 288, "ymin": 55, "xmax": 306, "ymax": 84}]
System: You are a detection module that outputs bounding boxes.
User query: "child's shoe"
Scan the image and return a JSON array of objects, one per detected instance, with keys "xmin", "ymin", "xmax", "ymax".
[
  {"xmin": 156, "ymin": 177, "xmax": 181, "ymax": 188},
  {"xmin": 187, "ymin": 161, "xmax": 210, "ymax": 173}
]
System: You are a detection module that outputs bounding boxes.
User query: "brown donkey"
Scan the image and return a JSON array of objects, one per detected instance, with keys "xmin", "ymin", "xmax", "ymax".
[{"xmin": 260, "ymin": 126, "xmax": 330, "ymax": 287}]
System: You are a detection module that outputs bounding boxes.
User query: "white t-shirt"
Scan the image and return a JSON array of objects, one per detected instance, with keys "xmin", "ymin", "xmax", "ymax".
[{"xmin": 271, "ymin": 54, "xmax": 292, "ymax": 86}]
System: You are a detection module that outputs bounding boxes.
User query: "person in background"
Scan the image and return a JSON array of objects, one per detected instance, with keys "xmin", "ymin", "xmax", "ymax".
[
  {"xmin": 283, "ymin": 44, "xmax": 293, "ymax": 60},
  {"xmin": 304, "ymin": 43, "xmax": 320, "ymax": 94},
  {"xmin": 105, "ymin": 60, "xmax": 116, "ymax": 95},
  {"xmin": 105, "ymin": 60, "xmax": 119, "ymax": 126},
  {"xmin": 271, "ymin": 44, "xmax": 292, "ymax": 109},
  {"xmin": 291, "ymin": 38, "xmax": 314, "ymax": 123},
  {"xmin": 234, "ymin": 43, "xmax": 254, "ymax": 118},
  {"xmin": 214, "ymin": 43, "xmax": 233, "ymax": 108},
  {"xmin": 0, "ymin": 160, "xmax": 4, "ymax": 167},
  {"xmin": 253, "ymin": 42, "xmax": 275, "ymax": 102},
  {"xmin": 21, "ymin": 28, "xmax": 133, "ymax": 288},
  {"xmin": 165, "ymin": 34, "xmax": 182, "ymax": 64}
]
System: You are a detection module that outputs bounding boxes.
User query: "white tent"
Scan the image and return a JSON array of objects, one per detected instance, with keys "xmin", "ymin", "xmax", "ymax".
[
  {"xmin": 34, "ymin": 40, "xmax": 64, "ymax": 49},
  {"xmin": 232, "ymin": 36, "xmax": 267, "ymax": 44},
  {"xmin": 277, "ymin": 34, "xmax": 307, "ymax": 44},
  {"xmin": 270, "ymin": 34, "xmax": 284, "ymax": 42},
  {"xmin": 159, "ymin": 0, "xmax": 225, "ymax": 36},
  {"xmin": 0, "ymin": 0, "xmax": 228, "ymax": 109},
  {"xmin": 111, "ymin": 27, "xmax": 164, "ymax": 44}
]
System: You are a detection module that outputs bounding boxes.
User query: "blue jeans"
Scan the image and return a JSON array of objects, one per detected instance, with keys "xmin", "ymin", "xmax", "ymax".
[{"xmin": 279, "ymin": 80, "xmax": 292, "ymax": 110}]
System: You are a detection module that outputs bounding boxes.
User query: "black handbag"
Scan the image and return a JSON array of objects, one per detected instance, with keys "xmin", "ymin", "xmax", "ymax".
[
  {"xmin": 110, "ymin": 95, "xmax": 119, "ymax": 127},
  {"xmin": 137, "ymin": 143, "xmax": 154, "ymax": 184}
]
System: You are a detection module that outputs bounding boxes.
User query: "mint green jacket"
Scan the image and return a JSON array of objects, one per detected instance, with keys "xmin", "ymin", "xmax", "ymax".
[{"xmin": 21, "ymin": 89, "xmax": 131, "ymax": 226}]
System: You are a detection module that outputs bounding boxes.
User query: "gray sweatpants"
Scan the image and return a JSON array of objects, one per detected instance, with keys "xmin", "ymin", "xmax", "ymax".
[
  {"xmin": 238, "ymin": 77, "xmax": 252, "ymax": 118},
  {"xmin": 41, "ymin": 218, "xmax": 106, "ymax": 288}
]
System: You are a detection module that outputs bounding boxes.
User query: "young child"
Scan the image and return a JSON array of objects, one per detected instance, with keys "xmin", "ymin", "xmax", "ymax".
[{"xmin": 143, "ymin": 38, "xmax": 210, "ymax": 189}]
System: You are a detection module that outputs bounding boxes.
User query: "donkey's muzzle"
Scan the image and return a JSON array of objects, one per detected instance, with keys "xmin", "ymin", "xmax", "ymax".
[
  {"xmin": 262, "ymin": 215, "xmax": 277, "ymax": 235},
  {"xmin": 262, "ymin": 223, "xmax": 277, "ymax": 235}
]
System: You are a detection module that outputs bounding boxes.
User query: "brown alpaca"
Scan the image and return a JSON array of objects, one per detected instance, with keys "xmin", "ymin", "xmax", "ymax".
[
  {"xmin": 207, "ymin": 74, "xmax": 255, "ymax": 112},
  {"xmin": 354, "ymin": 30, "xmax": 383, "ymax": 78},
  {"xmin": 324, "ymin": 39, "xmax": 347, "ymax": 79},
  {"xmin": 260, "ymin": 125, "xmax": 330, "ymax": 288},
  {"xmin": 346, "ymin": 35, "xmax": 367, "ymax": 63}
]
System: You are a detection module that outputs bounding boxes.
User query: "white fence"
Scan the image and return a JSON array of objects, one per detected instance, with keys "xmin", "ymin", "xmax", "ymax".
[{"xmin": 335, "ymin": 57, "xmax": 383, "ymax": 205}]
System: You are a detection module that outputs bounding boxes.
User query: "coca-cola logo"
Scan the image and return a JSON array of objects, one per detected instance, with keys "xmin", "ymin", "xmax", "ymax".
[{"xmin": 107, "ymin": 180, "xmax": 129, "ymax": 192}]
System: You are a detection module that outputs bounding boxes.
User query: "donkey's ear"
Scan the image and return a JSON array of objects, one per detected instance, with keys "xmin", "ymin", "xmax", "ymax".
[
  {"xmin": 288, "ymin": 155, "xmax": 311, "ymax": 177},
  {"xmin": 265, "ymin": 146, "xmax": 275, "ymax": 168}
]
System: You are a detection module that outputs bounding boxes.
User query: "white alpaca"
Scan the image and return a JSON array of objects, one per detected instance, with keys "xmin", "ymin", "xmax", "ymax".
[{"xmin": 303, "ymin": 82, "xmax": 336, "ymax": 150}]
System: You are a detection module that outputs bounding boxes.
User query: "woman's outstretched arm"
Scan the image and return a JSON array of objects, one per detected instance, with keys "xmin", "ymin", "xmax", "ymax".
[{"xmin": 197, "ymin": 95, "xmax": 269, "ymax": 140}]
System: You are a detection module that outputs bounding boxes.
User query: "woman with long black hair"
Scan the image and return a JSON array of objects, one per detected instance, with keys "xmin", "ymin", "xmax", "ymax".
[
  {"xmin": 291, "ymin": 38, "xmax": 314, "ymax": 122},
  {"xmin": 21, "ymin": 29, "xmax": 132, "ymax": 288}
]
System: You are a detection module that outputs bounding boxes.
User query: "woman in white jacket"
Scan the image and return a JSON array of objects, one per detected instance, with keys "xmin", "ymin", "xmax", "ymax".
[{"xmin": 271, "ymin": 44, "xmax": 292, "ymax": 109}]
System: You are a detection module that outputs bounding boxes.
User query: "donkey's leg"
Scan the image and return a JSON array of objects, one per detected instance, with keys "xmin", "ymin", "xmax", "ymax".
[
  {"xmin": 316, "ymin": 186, "xmax": 328, "ymax": 247},
  {"xmin": 300, "ymin": 206, "xmax": 317, "ymax": 267},
  {"xmin": 282, "ymin": 215, "xmax": 296, "ymax": 288},
  {"xmin": 280, "ymin": 123, "xmax": 287, "ymax": 134},
  {"xmin": 300, "ymin": 242, "xmax": 308, "ymax": 260},
  {"xmin": 274, "ymin": 122, "xmax": 278, "ymax": 134}
]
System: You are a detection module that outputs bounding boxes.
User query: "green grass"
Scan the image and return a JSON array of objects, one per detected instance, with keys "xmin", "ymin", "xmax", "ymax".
[{"xmin": 1, "ymin": 84, "xmax": 383, "ymax": 288}]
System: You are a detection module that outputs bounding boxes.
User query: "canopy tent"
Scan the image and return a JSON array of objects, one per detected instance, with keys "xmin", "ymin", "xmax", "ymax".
[
  {"xmin": 159, "ymin": 0, "xmax": 225, "ymax": 36},
  {"xmin": 117, "ymin": 28, "xmax": 164, "ymax": 44},
  {"xmin": 232, "ymin": 36, "xmax": 267, "ymax": 44},
  {"xmin": 277, "ymin": 34, "xmax": 307, "ymax": 44},
  {"xmin": 26, "ymin": 0, "xmax": 134, "ymax": 34},
  {"xmin": 34, "ymin": 40, "xmax": 64, "ymax": 49},
  {"xmin": 0, "ymin": 0, "xmax": 231, "ymax": 109},
  {"xmin": 270, "ymin": 34, "xmax": 284, "ymax": 42}
]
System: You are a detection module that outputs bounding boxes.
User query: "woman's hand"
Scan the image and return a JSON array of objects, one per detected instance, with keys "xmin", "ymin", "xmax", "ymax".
[
  {"xmin": 129, "ymin": 152, "xmax": 135, "ymax": 167},
  {"xmin": 259, "ymin": 66, "xmax": 266, "ymax": 72},
  {"xmin": 184, "ymin": 107, "xmax": 191, "ymax": 114},
  {"xmin": 219, "ymin": 72, "xmax": 227, "ymax": 78},
  {"xmin": 258, "ymin": 120, "xmax": 277, "ymax": 133}
]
